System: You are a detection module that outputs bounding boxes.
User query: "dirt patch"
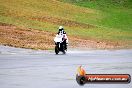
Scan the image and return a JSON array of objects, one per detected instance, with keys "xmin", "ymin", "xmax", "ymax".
[
  {"xmin": 0, "ymin": 22, "xmax": 55, "ymax": 49},
  {"xmin": 69, "ymin": 36, "xmax": 122, "ymax": 49},
  {"xmin": 0, "ymin": 22, "xmax": 128, "ymax": 50},
  {"xmin": 31, "ymin": 16, "xmax": 95, "ymax": 29}
]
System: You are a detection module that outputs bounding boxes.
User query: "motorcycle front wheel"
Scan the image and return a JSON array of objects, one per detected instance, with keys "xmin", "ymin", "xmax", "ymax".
[{"xmin": 55, "ymin": 45, "xmax": 59, "ymax": 55}]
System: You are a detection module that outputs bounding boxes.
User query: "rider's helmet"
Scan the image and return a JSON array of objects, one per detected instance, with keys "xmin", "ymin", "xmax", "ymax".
[
  {"xmin": 59, "ymin": 26, "xmax": 63, "ymax": 29},
  {"xmin": 59, "ymin": 26, "xmax": 64, "ymax": 31},
  {"xmin": 58, "ymin": 26, "xmax": 64, "ymax": 34},
  {"xmin": 59, "ymin": 26, "xmax": 64, "ymax": 30}
]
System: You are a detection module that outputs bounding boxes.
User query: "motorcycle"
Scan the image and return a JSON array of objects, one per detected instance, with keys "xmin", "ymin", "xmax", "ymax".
[{"xmin": 54, "ymin": 34, "xmax": 67, "ymax": 54}]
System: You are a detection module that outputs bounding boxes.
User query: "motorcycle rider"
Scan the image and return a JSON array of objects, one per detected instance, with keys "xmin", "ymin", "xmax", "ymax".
[{"xmin": 57, "ymin": 26, "xmax": 68, "ymax": 50}]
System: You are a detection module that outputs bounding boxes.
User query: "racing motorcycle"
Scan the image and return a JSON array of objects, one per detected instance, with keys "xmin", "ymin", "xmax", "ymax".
[{"xmin": 54, "ymin": 34, "xmax": 67, "ymax": 55}]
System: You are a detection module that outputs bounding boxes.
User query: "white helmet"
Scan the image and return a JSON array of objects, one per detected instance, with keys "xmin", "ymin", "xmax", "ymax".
[{"xmin": 59, "ymin": 26, "xmax": 63, "ymax": 29}]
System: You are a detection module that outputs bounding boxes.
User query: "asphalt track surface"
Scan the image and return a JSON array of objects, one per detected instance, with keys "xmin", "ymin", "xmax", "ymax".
[{"xmin": 0, "ymin": 45, "xmax": 132, "ymax": 88}]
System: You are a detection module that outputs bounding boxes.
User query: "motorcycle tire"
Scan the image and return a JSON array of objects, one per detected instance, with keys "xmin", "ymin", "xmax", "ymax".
[
  {"xmin": 55, "ymin": 45, "xmax": 59, "ymax": 55},
  {"xmin": 62, "ymin": 50, "xmax": 66, "ymax": 54}
]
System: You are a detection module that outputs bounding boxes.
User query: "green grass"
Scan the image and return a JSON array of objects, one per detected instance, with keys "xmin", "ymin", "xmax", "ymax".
[
  {"xmin": 60, "ymin": 0, "xmax": 132, "ymax": 30},
  {"xmin": 0, "ymin": 0, "xmax": 98, "ymax": 32},
  {"xmin": 0, "ymin": 0, "xmax": 132, "ymax": 42},
  {"xmin": 59, "ymin": 0, "xmax": 132, "ymax": 41}
]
